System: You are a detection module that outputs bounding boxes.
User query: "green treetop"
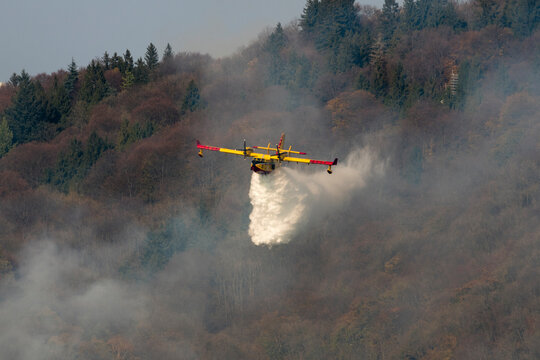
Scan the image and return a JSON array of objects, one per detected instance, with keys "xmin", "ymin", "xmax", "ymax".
[
  {"xmin": 145, "ymin": 43, "xmax": 159, "ymax": 70},
  {"xmin": 181, "ymin": 80, "xmax": 202, "ymax": 113},
  {"xmin": 381, "ymin": 0, "xmax": 400, "ymax": 41},
  {"xmin": 163, "ymin": 43, "xmax": 174, "ymax": 61},
  {"xmin": 64, "ymin": 59, "xmax": 79, "ymax": 99},
  {"xmin": 4, "ymin": 70, "xmax": 47, "ymax": 143},
  {"xmin": 124, "ymin": 49, "xmax": 134, "ymax": 73},
  {"xmin": 0, "ymin": 117, "xmax": 13, "ymax": 158}
]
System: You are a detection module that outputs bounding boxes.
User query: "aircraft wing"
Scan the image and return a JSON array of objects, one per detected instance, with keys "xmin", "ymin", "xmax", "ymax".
[
  {"xmin": 282, "ymin": 156, "xmax": 338, "ymax": 166},
  {"xmin": 197, "ymin": 141, "xmax": 244, "ymax": 155},
  {"xmin": 197, "ymin": 140, "xmax": 267, "ymax": 158}
]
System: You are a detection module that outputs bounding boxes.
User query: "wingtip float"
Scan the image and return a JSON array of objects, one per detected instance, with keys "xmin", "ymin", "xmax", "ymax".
[{"xmin": 196, "ymin": 133, "xmax": 338, "ymax": 175}]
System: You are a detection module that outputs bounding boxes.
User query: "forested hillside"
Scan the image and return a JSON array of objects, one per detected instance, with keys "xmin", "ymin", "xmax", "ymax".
[{"xmin": 0, "ymin": 0, "xmax": 539, "ymax": 359}]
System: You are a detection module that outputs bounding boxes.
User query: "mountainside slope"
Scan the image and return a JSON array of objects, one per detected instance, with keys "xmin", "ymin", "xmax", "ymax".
[{"xmin": 0, "ymin": 1, "xmax": 539, "ymax": 359}]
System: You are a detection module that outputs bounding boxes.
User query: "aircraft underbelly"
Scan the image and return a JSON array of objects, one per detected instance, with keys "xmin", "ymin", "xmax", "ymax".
[{"xmin": 251, "ymin": 161, "xmax": 276, "ymax": 175}]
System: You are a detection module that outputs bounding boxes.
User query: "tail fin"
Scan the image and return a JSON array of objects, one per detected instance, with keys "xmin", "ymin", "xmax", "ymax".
[
  {"xmin": 278, "ymin": 133, "xmax": 285, "ymax": 150},
  {"xmin": 332, "ymin": 158, "xmax": 338, "ymax": 165}
]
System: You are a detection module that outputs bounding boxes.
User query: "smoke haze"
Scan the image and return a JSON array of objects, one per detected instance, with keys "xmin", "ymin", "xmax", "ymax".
[{"xmin": 0, "ymin": 0, "xmax": 539, "ymax": 357}]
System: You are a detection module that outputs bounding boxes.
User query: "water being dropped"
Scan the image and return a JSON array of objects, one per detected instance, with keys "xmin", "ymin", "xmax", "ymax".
[
  {"xmin": 248, "ymin": 170, "xmax": 306, "ymax": 246},
  {"xmin": 247, "ymin": 148, "xmax": 384, "ymax": 246}
]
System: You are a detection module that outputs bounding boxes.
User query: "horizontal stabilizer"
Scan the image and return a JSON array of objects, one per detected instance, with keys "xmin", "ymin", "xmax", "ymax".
[{"xmin": 253, "ymin": 146, "xmax": 306, "ymax": 155}]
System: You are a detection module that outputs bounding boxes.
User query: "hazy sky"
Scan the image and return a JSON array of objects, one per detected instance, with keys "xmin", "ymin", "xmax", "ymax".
[{"xmin": 0, "ymin": 0, "xmax": 385, "ymax": 82}]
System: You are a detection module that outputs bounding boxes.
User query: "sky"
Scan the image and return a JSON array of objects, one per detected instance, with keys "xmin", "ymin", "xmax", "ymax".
[{"xmin": 0, "ymin": 0, "xmax": 386, "ymax": 82}]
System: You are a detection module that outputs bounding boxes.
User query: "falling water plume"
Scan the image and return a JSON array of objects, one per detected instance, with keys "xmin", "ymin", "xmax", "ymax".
[{"xmin": 248, "ymin": 148, "xmax": 383, "ymax": 246}]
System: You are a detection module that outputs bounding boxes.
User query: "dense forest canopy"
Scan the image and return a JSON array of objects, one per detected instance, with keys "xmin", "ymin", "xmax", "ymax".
[{"xmin": 0, "ymin": 0, "xmax": 539, "ymax": 359}]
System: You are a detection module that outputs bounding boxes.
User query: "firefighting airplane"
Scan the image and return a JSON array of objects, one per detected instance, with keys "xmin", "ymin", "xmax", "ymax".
[{"xmin": 197, "ymin": 133, "xmax": 338, "ymax": 175}]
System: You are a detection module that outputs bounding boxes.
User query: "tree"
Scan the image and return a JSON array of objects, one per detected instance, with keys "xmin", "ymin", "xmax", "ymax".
[
  {"xmin": 46, "ymin": 133, "xmax": 108, "ymax": 192},
  {"xmin": 4, "ymin": 70, "xmax": 47, "ymax": 143},
  {"xmin": 181, "ymin": 80, "xmax": 202, "ymax": 113},
  {"xmin": 110, "ymin": 52, "xmax": 125, "ymax": 72},
  {"xmin": 64, "ymin": 59, "xmax": 79, "ymax": 99},
  {"xmin": 387, "ymin": 62, "xmax": 408, "ymax": 107},
  {"xmin": 511, "ymin": 0, "xmax": 540, "ymax": 37},
  {"xmin": 401, "ymin": 0, "xmax": 419, "ymax": 30},
  {"xmin": 265, "ymin": 23, "xmax": 288, "ymax": 84},
  {"xmin": 123, "ymin": 49, "xmax": 134, "ymax": 73},
  {"xmin": 102, "ymin": 51, "xmax": 111, "ymax": 70},
  {"xmin": 83, "ymin": 131, "xmax": 109, "ymax": 170},
  {"xmin": 47, "ymin": 138, "xmax": 84, "ymax": 192},
  {"xmin": 117, "ymin": 119, "xmax": 131, "ymax": 149},
  {"xmin": 474, "ymin": 0, "xmax": 500, "ymax": 28},
  {"xmin": 116, "ymin": 119, "xmax": 154, "ymax": 149},
  {"xmin": 380, "ymin": 0, "xmax": 400, "ymax": 41},
  {"xmin": 300, "ymin": 0, "xmax": 320, "ymax": 33},
  {"xmin": 122, "ymin": 70, "xmax": 135, "ymax": 91},
  {"xmin": 133, "ymin": 58, "xmax": 149, "ymax": 84},
  {"xmin": 266, "ymin": 23, "xmax": 287, "ymax": 54},
  {"xmin": 370, "ymin": 39, "xmax": 388, "ymax": 98},
  {"xmin": 161, "ymin": 43, "xmax": 176, "ymax": 76},
  {"xmin": 163, "ymin": 43, "xmax": 174, "ymax": 61},
  {"xmin": 46, "ymin": 76, "xmax": 71, "ymax": 124},
  {"xmin": 80, "ymin": 60, "xmax": 110, "ymax": 104},
  {"xmin": 0, "ymin": 117, "xmax": 13, "ymax": 158},
  {"xmin": 9, "ymin": 73, "xmax": 21, "ymax": 87},
  {"xmin": 145, "ymin": 43, "xmax": 159, "ymax": 70}
]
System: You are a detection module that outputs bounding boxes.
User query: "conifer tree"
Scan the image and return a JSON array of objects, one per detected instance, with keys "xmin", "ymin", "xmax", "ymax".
[
  {"xmin": 64, "ymin": 59, "xmax": 79, "ymax": 99},
  {"xmin": 111, "ymin": 52, "xmax": 125, "ymax": 73},
  {"xmin": 163, "ymin": 43, "xmax": 174, "ymax": 61},
  {"xmin": 474, "ymin": 0, "xmax": 499, "ymax": 28},
  {"xmin": 370, "ymin": 39, "xmax": 388, "ymax": 98},
  {"xmin": 181, "ymin": 80, "xmax": 202, "ymax": 113},
  {"xmin": 45, "ymin": 76, "xmax": 70, "ymax": 124},
  {"xmin": 401, "ymin": 0, "xmax": 418, "ymax": 30},
  {"xmin": 161, "ymin": 43, "xmax": 176, "ymax": 75},
  {"xmin": 265, "ymin": 23, "xmax": 288, "ymax": 84},
  {"xmin": 4, "ymin": 70, "xmax": 47, "ymax": 143},
  {"xmin": 388, "ymin": 62, "xmax": 407, "ymax": 107},
  {"xmin": 0, "ymin": 117, "xmax": 13, "ymax": 158},
  {"xmin": 300, "ymin": 0, "xmax": 320, "ymax": 33},
  {"xmin": 80, "ymin": 60, "xmax": 110, "ymax": 104},
  {"xmin": 122, "ymin": 70, "xmax": 135, "ymax": 91},
  {"xmin": 48, "ymin": 138, "xmax": 84, "ymax": 192},
  {"xmin": 83, "ymin": 131, "xmax": 108, "ymax": 170},
  {"xmin": 145, "ymin": 43, "xmax": 159, "ymax": 70},
  {"xmin": 381, "ymin": 0, "xmax": 400, "ymax": 41},
  {"xmin": 117, "ymin": 119, "xmax": 131, "ymax": 149},
  {"xmin": 124, "ymin": 49, "xmax": 134, "ymax": 73},
  {"xmin": 305, "ymin": 0, "xmax": 360, "ymax": 51},
  {"xmin": 102, "ymin": 51, "xmax": 111, "ymax": 70},
  {"xmin": 134, "ymin": 58, "xmax": 149, "ymax": 84},
  {"xmin": 51, "ymin": 76, "xmax": 72, "ymax": 121},
  {"xmin": 266, "ymin": 23, "xmax": 287, "ymax": 54},
  {"xmin": 9, "ymin": 73, "xmax": 20, "ymax": 87},
  {"xmin": 511, "ymin": 0, "xmax": 540, "ymax": 37}
]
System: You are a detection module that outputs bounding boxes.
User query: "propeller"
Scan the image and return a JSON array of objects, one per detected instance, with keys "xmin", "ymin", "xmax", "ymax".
[
  {"xmin": 236, "ymin": 139, "xmax": 248, "ymax": 159},
  {"xmin": 276, "ymin": 144, "xmax": 281, "ymax": 163}
]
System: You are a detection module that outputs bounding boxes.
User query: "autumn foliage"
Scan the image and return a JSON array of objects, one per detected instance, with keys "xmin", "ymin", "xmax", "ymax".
[{"xmin": 0, "ymin": 0, "xmax": 539, "ymax": 359}]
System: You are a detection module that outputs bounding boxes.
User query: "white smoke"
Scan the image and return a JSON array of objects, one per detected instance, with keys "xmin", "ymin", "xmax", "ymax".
[{"xmin": 248, "ymin": 148, "xmax": 384, "ymax": 246}]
